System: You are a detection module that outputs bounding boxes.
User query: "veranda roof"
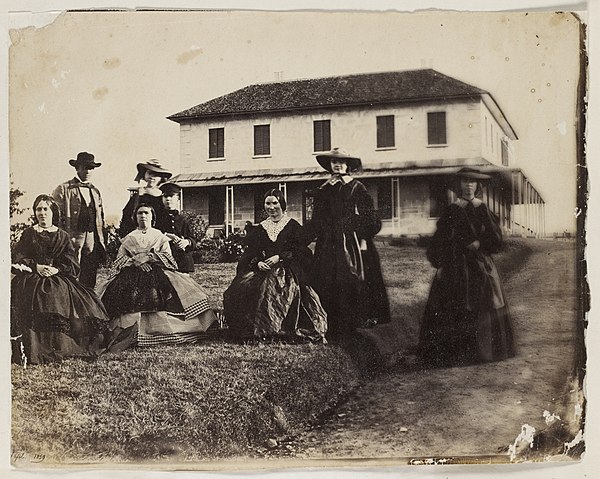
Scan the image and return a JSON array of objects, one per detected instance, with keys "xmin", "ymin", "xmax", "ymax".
[{"xmin": 170, "ymin": 160, "xmax": 542, "ymax": 203}]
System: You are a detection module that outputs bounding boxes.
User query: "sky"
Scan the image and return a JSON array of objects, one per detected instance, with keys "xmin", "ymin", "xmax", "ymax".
[{"xmin": 7, "ymin": 7, "xmax": 583, "ymax": 232}]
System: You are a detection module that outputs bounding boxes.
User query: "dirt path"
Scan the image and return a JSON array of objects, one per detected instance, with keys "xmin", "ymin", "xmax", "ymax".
[{"xmin": 291, "ymin": 240, "xmax": 580, "ymax": 460}]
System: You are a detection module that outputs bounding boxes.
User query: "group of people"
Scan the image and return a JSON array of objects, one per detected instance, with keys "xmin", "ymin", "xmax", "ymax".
[
  {"xmin": 11, "ymin": 153, "xmax": 216, "ymax": 364},
  {"xmin": 11, "ymin": 148, "xmax": 515, "ymax": 369}
]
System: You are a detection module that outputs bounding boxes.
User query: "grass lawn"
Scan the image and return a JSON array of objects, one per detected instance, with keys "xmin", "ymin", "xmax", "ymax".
[
  {"xmin": 11, "ymin": 239, "xmax": 532, "ymax": 465},
  {"xmin": 12, "ymin": 343, "xmax": 359, "ymax": 463}
]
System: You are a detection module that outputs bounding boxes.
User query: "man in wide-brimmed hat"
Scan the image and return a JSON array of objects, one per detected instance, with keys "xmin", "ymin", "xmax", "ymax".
[{"xmin": 52, "ymin": 152, "xmax": 106, "ymax": 288}]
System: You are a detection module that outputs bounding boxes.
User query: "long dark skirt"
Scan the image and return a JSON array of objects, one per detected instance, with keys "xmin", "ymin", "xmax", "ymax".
[
  {"xmin": 223, "ymin": 265, "xmax": 327, "ymax": 341},
  {"xmin": 11, "ymin": 274, "xmax": 109, "ymax": 365},
  {"xmin": 418, "ymin": 275, "xmax": 515, "ymax": 368},
  {"xmin": 101, "ymin": 265, "xmax": 183, "ymax": 318}
]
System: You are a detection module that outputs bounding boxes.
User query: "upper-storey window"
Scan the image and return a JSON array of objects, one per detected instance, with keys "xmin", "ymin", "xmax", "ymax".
[
  {"xmin": 254, "ymin": 124, "xmax": 270, "ymax": 156},
  {"xmin": 313, "ymin": 120, "xmax": 331, "ymax": 152},
  {"xmin": 501, "ymin": 139, "xmax": 509, "ymax": 166},
  {"xmin": 427, "ymin": 111, "xmax": 447, "ymax": 145},
  {"xmin": 376, "ymin": 115, "xmax": 395, "ymax": 148},
  {"xmin": 208, "ymin": 127, "xmax": 224, "ymax": 159}
]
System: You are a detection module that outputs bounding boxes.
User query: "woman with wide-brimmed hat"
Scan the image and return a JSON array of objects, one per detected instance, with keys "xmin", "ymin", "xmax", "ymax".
[
  {"xmin": 118, "ymin": 159, "xmax": 172, "ymax": 237},
  {"xmin": 303, "ymin": 148, "xmax": 390, "ymax": 341},
  {"xmin": 418, "ymin": 167, "xmax": 515, "ymax": 367}
]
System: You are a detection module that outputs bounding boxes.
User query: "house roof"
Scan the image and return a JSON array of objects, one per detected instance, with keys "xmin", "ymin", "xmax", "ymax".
[{"xmin": 168, "ymin": 69, "xmax": 488, "ymax": 121}]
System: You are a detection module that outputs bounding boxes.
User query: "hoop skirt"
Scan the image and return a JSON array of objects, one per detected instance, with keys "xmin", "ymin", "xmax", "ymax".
[
  {"xmin": 100, "ymin": 228, "xmax": 216, "ymax": 350},
  {"xmin": 223, "ymin": 217, "xmax": 327, "ymax": 342},
  {"xmin": 11, "ymin": 227, "xmax": 109, "ymax": 364}
]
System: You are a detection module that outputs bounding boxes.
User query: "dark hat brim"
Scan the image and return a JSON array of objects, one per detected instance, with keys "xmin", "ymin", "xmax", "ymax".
[
  {"xmin": 455, "ymin": 168, "xmax": 491, "ymax": 180},
  {"xmin": 135, "ymin": 162, "xmax": 173, "ymax": 181},
  {"xmin": 315, "ymin": 154, "xmax": 362, "ymax": 173},
  {"xmin": 69, "ymin": 159, "xmax": 101, "ymax": 168}
]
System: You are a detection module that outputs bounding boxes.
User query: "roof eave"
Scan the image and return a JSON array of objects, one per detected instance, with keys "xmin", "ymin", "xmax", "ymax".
[{"xmin": 166, "ymin": 93, "xmax": 485, "ymax": 123}]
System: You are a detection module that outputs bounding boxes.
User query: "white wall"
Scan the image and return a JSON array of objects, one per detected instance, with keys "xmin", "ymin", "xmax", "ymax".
[
  {"xmin": 480, "ymin": 101, "xmax": 512, "ymax": 166},
  {"xmin": 179, "ymin": 99, "xmax": 494, "ymax": 174}
]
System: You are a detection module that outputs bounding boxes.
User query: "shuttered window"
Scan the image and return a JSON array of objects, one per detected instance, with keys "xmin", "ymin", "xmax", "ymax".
[
  {"xmin": 376, "ymin": 115, "xmax": 395, "ymax": 148},
  {"xmin": 427, "ymin": 111, "xmax": 447, "ymax": 145},
  {"xmin": 208, "ymin": 128, "xmax": 224, "ymax": 158},
  {"xmin": 254, "ymin": 124, "xmax": 270, "ymax": 156},
  {"xmin": 313, "ymin": 120, "xmax": 331, "ymax": 152}
]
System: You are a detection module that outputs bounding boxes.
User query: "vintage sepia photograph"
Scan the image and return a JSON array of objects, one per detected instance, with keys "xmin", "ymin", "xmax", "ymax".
[{"xmin": 4, "ymin": 2, "xmax": 590, "ymax": 475}]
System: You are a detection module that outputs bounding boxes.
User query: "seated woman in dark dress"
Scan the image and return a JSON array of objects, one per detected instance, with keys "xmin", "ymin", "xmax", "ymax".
[
  {"xmin": 223, "ymin": 189, "xmax": 327, "ymax": 342},
  {"xmin": 101, "ymin": 204, "xmax": 216, "ymax": 351},
  {"xmin": 118, "ymin": 159, "xmax": 172, "ymax": 237},
  {"xmin": 11, "ymin": 195, "xmax": 109, "ymax": 364},
  {"xmin": 418, "ymin": 167, "xmax": 515, "ymax": 367}
]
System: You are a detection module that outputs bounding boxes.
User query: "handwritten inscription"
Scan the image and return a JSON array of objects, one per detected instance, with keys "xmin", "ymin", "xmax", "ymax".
[{"xmin": 11, "ymin": 450, "xmax": 46, "ymax": 464}]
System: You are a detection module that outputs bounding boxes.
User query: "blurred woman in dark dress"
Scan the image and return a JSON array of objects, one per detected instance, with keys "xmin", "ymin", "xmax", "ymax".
[
  {"xmin": 118, "ymin": 159, "xmax": 172, "ymax": 237},
  {"xmin": 223, "ymin": 189, "xmax": 327, "ymax": 342},
  {"xmin": 418, "ymin": 167, "xmax": 515, "ymax": 367},
  {"xmin": 11, "ymin": 195, "xmax": 109, "ymax": 364},
  {"xmin": 303, "ymin": 148, "xmax": 390, "ymax": 341}
]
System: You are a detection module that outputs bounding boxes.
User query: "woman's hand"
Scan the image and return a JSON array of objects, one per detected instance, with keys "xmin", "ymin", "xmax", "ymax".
[
  {"xmin": 466, "ymin": 240, "xmax": 481, "ymax": 251},
  {"xmin": 257, "ymin": 261, "xmax": 271, "ymax": 271},
  {"xmin": 132, "ymin": 252, "xmax": 151, "ymax": 267},
  {"xmin": 138, "ymin": 263, "xmax": 153, "ymax": 272},
  {"xmin": 36, "ymin": 264, "xmax": 59, "ymax": 277},
  {"xmin": 264, "ymin": 255, "xmax": 280, "ymax": 268}
]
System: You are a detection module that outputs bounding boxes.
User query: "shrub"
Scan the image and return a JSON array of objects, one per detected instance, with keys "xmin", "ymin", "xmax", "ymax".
[
  {"xmin": 102, "ymin": 224, "xmax": 121, "ymax": 266},
  {"xmin": 219, "ymin": 233, "xmax": 247, "ymax": 262},
  {"xmin": 180, "ymin": 210, "xmax": 208, "ymax": 242},
  {"xmin": 193, "ymin": 237, "xmax": 222, "ymax": 264}
]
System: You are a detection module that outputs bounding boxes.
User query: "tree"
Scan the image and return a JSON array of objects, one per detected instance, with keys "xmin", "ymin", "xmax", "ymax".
[{"xmin": 10, "ymin": 180, "xmax": 30, "ymax": 249}]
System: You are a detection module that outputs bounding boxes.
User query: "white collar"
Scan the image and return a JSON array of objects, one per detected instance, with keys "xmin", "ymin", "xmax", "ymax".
[
  {"xmin": 73, "ymin": 177, "xmax": 93, "ymax": 187},
  {"xmin": 322, "ymin": 174, "xmax": 354, "ymax": 187},
  {"xmin": 260, "ymin": 214, "xmax": 291, "ymax": 242},
  {"xmin": 34, "ymin": 224, "xmax": 58, "ymax": 233},
  {"xmin": 139, "ymin": 187, "xmax": 162, "ymax": 197}
]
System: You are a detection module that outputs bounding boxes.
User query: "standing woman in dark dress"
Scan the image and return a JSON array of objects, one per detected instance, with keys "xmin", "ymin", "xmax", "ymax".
[
  {"xmin": 11, "ymin": 195, "xmax": 109, "ymax": 364},
  {"xmin": 304, "ymin": 148, "xmax": 390, "ymax": 341},
  {"xmin": 118, "ymin": 159, "xmax": 172, "ymax": 237},
  {"xmin": 223, "ymin": 189, "xmax": 327, "ymax": 342},
  {"xmin": 418, "ymin": 167, "xmax": 515, "ymax": 367}
]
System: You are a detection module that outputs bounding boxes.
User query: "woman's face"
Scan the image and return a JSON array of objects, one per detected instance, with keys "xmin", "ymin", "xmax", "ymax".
[
  {"xmin": 144, "ymin": 170, "xmax": 162, "ymax": 188},
  {"xmin": 136, "ymin": 206, "xmax": 153, "ymax": 229},
  {"xmin": 460, "ymin": 178, "xmax": 478, "ymax": 198},
  {"xmin": 35, "ymin": 200, "xmax": 53, "ymax": 228},
  {"xmin": 330, "ymin": 159, "xmax": 348, "ymax": 174},
  {"xmin": 264, "ymin": 195, "xmax": 283, "ymax": 221}
]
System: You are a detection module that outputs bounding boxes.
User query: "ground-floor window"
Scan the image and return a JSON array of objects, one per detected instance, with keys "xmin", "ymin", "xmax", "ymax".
[
  {"xmin": 377, "ymin": 180, "xmax": 392, "ymax": 220},
  {"xmin": 429, "ymin": 178, "xmax": 448, "ymax": 218},
  {"xmin": 207, "ymin": 186, "xmax": 225, "ymax": 225}
]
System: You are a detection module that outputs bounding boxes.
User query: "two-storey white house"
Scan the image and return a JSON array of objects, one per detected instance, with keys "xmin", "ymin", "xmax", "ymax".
[{"xmin": 167, "ymin": 69, "xmax": 545, "ymax": 238}]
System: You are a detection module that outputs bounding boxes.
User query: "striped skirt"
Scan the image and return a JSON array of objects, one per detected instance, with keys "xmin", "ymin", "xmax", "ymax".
[
  {"xmin": 223, "ymin": 265, "xmax": 327, "ymax": 342},
  {"xmin": 101, "ymin": 266, "xmax": 216, "ymax": 351}
]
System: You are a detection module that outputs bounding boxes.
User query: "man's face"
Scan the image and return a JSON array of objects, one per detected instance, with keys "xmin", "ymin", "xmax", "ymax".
[
  {"xmin": 76, "ymin": 165, "xmax": 94, "ymax": 182},
  {"xmin": 162, "ymin": 194, "xmax": 180, "ymax": 211}
]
